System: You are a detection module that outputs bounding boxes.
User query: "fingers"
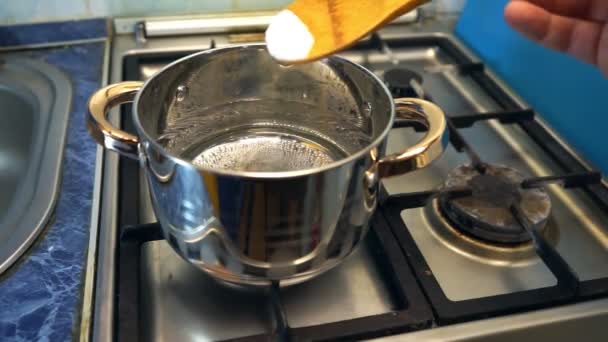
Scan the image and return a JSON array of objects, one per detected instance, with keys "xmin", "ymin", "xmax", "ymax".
[
  {"xmin": 598, "ymin": 27, "xmax": 608, "ymax": 77},
  {"xmin": 512, "ymin": 0, "xmax": 608, "ymax": 21},
  {"xmin": 505, "ymin": 1, "xmax": 604, "ymax": 66}
]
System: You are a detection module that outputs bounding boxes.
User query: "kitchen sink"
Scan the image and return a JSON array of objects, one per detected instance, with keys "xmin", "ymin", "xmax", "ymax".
[{"xmin": 0, "ymin": 57, "xmax": 72, "ymax": 273}]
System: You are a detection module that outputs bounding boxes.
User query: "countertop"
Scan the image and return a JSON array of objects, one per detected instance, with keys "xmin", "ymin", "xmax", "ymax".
[{"xmin": 0, "ymin": 19, "xmax": 107, "ymax": 341}]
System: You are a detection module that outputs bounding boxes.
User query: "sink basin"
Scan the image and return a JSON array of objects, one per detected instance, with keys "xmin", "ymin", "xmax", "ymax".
[{"xmin": 0, "ymin": 57, "xmax": 72, "ymax": 273}]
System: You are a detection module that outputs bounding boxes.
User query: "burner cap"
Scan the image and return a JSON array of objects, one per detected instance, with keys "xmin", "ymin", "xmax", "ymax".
[
  {"xmin": 383, "ymin": 68, "xmax": 423, "ymax": 98},
  {"xmin": 439, "ymin": 164, "xmax": 551, "ymax": 244}
]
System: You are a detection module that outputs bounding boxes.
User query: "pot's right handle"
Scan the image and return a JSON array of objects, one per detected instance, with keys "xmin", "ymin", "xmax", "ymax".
[
  {"xmin": 87, "ymin": 81, "xmax": 144, "ymax": 159},
  {"xmin": 376, "ymin": 98, "xmax": 448, "ymax": 178}
]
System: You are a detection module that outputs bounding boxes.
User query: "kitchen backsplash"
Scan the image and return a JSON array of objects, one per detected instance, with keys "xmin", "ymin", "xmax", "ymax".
[
  {"xmin": 0, "ymin": 0, "xmax": 466, "ymax": 25},
  {"xmin": 0, "ymin": 0, "xmax": 289, "ymax": 24}
]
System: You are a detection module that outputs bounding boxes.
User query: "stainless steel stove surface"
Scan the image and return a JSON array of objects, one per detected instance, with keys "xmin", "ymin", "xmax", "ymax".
[
  {"xmin": 140, "ymin": 232, "xmax": 400, "ymax": 341},
  {"xmin": 84, "ymin": 14, "xmax": 608, "ymax": 342}
]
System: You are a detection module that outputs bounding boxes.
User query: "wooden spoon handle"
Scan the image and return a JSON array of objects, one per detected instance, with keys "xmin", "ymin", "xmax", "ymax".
[{"xmin": 266, "ymin": 0, "xmax": 430, "ymax": 63}]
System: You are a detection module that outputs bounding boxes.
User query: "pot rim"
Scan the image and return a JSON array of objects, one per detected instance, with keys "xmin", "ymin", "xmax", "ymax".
[{"xmin": 132, "ymin": 43, "xmax": 395, "ymax": 179}]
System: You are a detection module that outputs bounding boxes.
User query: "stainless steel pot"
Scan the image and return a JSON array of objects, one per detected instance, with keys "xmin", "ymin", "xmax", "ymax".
[{"xmin": 88, "ymin": 44, "xmax": 448, "ymax": 287}]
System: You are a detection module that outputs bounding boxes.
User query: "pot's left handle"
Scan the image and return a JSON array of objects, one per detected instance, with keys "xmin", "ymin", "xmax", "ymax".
[{"xmin": 87, "ymin": 81, "xmax": 144, "ymax": 159}]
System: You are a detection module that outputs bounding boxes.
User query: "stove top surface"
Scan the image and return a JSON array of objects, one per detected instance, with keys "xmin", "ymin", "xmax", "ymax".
[
  {"xmin": 89, "ymin": 19, "xmax": 608, "ymax": 342},
  {"xmin": 138, "ymin": 218, "xmax": 430, "ymax": 341}
]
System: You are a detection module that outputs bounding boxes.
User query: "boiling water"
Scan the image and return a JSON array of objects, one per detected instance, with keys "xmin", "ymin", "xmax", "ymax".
[
  {"xmin": 159, "ymin": 100, "xmax": 372, "ymax": 172},
  {"xmin": 186, "ymin": 126, "xmax": 346, "ymax": 172}
]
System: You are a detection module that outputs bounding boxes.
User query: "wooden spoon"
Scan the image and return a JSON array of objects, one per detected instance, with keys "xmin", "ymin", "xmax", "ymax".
[{"xmin": 265, "ymin": 0, "xmax": 430, "ymax": 64}]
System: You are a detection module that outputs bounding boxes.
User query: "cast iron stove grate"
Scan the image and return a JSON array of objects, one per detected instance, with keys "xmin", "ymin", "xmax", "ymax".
[
  {"xmin": 373, "ymin": 33, "xmax": 608, "ymax": 324},
  {"xmin": 117, "ymin": 216, "xmax": 433, "ymax": 342}
]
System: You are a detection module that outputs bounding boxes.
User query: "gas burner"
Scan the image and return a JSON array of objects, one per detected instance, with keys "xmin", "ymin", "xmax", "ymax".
[
  {"xmin": 383, "ymin": 68, "xmax": 424, "ymax": 98},
  {"xmin": 438, "ymin": 164, "xmax": 552, "ymax": 244}
]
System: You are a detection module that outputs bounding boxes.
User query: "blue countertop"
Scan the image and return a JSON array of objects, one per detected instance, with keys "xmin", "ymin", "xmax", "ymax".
[{"xmin": 0, "ymin": 19, "xmax": 106, "ymax": 341}]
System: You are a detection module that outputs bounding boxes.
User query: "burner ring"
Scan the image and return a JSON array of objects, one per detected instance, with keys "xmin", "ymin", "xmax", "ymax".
[
  {"xmin": 424, "ymin": 199, "xmax": 559, "ymax": 265},
  {"xmin": 439, "ymin": 164, "xmax": 552, "ymax": 244}
]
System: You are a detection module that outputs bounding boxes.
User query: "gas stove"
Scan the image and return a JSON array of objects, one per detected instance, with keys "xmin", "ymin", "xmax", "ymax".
[{"xmin": 82, "ymin": 13, "xmax": 608, "ymax": 342}]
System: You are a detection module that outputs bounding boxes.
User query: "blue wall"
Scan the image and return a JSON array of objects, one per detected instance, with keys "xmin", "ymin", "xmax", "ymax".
[{"xmin": 456, "ymin": 0, "xmax": 608, "ymax": 173}]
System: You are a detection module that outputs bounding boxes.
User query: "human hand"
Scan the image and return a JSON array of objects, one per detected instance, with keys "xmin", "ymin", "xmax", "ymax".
[{"xmin": 504, "ymin": 0, "xmax": 608, "ymax": 76}]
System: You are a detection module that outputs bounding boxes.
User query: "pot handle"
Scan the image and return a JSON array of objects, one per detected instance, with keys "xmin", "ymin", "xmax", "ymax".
[
  {"xmin": 87, "ymin": 81, "xmax": 144, "ymax": 159},
  {"xmin": 376, "ymin": 98, "xmax": 448, "ymax": 178}
]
